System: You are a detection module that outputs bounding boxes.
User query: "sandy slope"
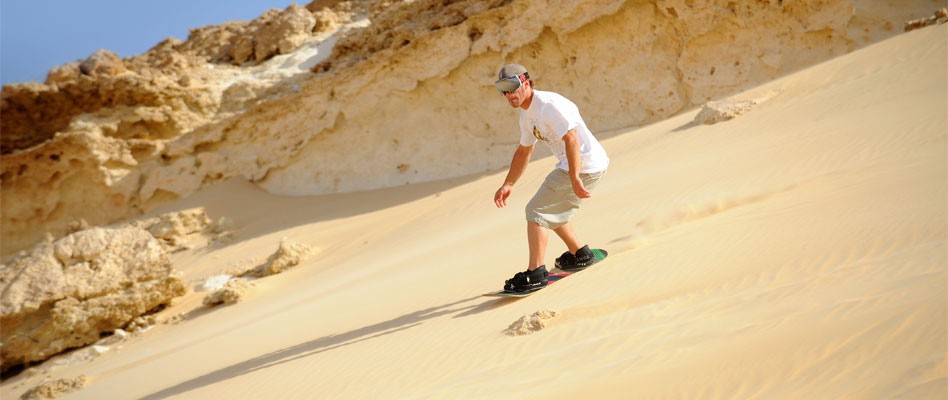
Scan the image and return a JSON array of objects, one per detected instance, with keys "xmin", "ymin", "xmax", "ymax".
[{"xmin": 4, "ymin": 24, "xmax": 946, "ymax": 400}]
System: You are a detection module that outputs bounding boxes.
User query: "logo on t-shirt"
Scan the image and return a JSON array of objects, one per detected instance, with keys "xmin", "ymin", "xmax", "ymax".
[{"xmin": 532, "ymin": 126, "xmax": 544, "ymax": 141}]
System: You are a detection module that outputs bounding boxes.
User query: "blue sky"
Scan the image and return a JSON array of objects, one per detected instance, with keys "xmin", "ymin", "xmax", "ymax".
[{"xmin": 1, "ymin": 0, "xmax": 297, "ymax": 85}]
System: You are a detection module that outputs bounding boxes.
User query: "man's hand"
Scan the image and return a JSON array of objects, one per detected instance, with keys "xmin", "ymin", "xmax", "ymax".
[
  {"xmin": 494, "ymin": 183, "xmax": 513, "ymax": 208},
  {"xmin": 571, "ymin": 176, "xmax": 591, "ymax": 199}
]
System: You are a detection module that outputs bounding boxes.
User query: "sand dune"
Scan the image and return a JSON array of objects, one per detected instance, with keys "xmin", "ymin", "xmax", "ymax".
[{"xmin": 3, "ymin": 23, "xmax": 946, "ymax": 400}]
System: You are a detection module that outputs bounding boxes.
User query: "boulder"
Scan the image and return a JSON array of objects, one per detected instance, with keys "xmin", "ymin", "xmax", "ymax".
[
  {"xmin": 78, "ymin": 49, "xmax": 128, "ymax": 78},
  {"xmin": 242, "ymin": 238, "xmax": 317, "ymax": 277},
  {"xmin": 258, "ymin": 4, "xmax": 318, "ymax": 59},
  {"xmin": 234, "ymin": 4, "xmax": 317, "ymax": 64},
  {"xmin": 504, "ymin": 310, "xmax": 561, "ymax": 336},
  {"xmin": 203, "ymin": 279, "xmax": 254, "ymax": 306},
  {"xmin": 0, "ymin": 226, "xmax": 186, "ymax": 372}
]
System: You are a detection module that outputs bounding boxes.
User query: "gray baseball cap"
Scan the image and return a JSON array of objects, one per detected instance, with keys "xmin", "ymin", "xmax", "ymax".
[{"xmin": 497, "ymin": 64, "xmax": 528, "ymax": 80}]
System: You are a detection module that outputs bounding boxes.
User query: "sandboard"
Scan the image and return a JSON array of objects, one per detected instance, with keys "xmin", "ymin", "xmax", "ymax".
[
  {"xmin": 482, "ymin": 273, "xmax": 571, "ymax": 298},
  {"xmin": 482, "ymin": 249, "xmax": 608, "ymax": 298}
]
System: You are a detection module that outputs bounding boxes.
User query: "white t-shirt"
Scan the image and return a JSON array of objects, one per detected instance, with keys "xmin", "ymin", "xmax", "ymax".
[{"xmin": 519, "ymin": 90, "xmax": 610, "ymax": 173}]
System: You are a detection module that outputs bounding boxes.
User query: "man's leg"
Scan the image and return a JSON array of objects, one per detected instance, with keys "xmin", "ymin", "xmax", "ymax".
[
  {"xmin": 553, "ymin": 222, "xmax": 582, "ymax": 254},
  {"xmin": 553, "ymin": 171, "xmax": 606, "ymax": 256},
  {"xmin": 527, "ymin": 221, "xmax": 547, "ymax": 270}
]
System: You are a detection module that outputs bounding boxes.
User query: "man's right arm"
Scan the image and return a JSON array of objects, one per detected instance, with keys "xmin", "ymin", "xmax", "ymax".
[{"xmin": 494, "ymin": 145, "xmax": 534, "ymax": 208}]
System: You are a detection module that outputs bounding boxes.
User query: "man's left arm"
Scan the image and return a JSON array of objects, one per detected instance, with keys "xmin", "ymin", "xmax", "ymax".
[{"xmin": 563, "ymin": 129, "xmax": 591, "ymax": 198}]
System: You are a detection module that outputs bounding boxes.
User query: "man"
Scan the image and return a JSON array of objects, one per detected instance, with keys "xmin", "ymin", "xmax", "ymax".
[{"xmin": 493, "ymin": 63, "xmax": 610, "ymax": 292}]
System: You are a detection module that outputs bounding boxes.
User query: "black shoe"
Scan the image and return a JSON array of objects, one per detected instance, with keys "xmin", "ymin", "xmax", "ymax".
[
  {"xmin": 554, "ymin": 250, "xmax": 576, "ymax": 270},
  {"xmin": 556, "ymin": 245, "xmax": 595, "ymax": 272},
  {"xmin": 504, "ymin": 265, "xmax": 548, "ymax": 292}
]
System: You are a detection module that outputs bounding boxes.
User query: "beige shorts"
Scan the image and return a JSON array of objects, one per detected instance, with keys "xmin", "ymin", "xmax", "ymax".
[{"xmin": 526, "ymin": 169, "xmax": 606, "ymax": 229}]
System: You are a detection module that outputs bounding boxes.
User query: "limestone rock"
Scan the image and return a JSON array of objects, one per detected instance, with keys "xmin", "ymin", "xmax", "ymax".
[
  {"xmin": 203, "ymin": 279, "xmax": 253, "ymax": 306},
  {"xmin": 44, "ymin": 62, "xmax": 81, "ymax": 87},
  {"xmin": 308, "ymin": 0, "xmax": 366, "ymax": 34},
  {"xmin": 1, "ymin": 64, "xmax": 216, "ymax": 155},
  {"xmin": 181, "ymin": 4, "xmax": 319, "ymax": 65},
  {"xmin": 243, "ymin": 238, "xmax": 317, "ymax": 277},
  {"xmin": 125, "ymin": 315, "xmax": 158, "ymax": 333},
  {"xmin": 504, "ymin": 310, "xmax": 561, "ymax": 336},
  {"xmin": 252, "ymin": 4, "xmax": 317, "ymax": 62},
  {"xmin": 125, "ymin": 37, "xmax": 206, "ymax": 77},
  {"xmin": 1, "ymin": 131, "xmax": 142, "ymax": 255},
  {"xmin": 132, "ymin": 208, "xmax": 216, "ymax": 251},
  {"xmin": 314, "ymin": 0, "xmax": 503, "ymax": 72},
  {"xmin": 904, "ymin": 8, "xmax": 948, "ymax": 31},
  {"xmin": 693, "ymin": 99, "xmax": 760, "ymax": 125},
  {"xmin": 175, "ymin": 23, "xmax": 247, "ymax": 64},
  {"xmin": 66, "ymin": 219, "xmax": 91, "ymax": 234},
  {"xmin": 0, "ymin": 74, "xmax": 218, "ymax": 255},
  {"xmin": 78, "ymin": 49, "xmax": 128, "ymax": 78},
  {"xmin": 19, "ymin": 375, "xmax": 87, "ymax": 400},
  {"xmin": 0, "ymin": 227, "xmax": 186, "ymax": 372}
]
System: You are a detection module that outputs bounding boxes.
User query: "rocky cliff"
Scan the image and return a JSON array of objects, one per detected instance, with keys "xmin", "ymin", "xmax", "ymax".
[{"xmin": 1, "ymin": 0, "xmax": 942, "ymax": 256}]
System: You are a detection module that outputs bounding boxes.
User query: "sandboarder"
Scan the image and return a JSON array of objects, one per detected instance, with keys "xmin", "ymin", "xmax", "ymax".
[{"xmin": 492, "ymin": 64, "xmax": 610, "ymax": 292}]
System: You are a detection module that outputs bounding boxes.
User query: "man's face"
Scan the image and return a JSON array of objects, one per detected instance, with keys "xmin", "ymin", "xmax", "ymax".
[{"xmin": 503, "ymin": 77, "xmax": 528, "ymax": 109}]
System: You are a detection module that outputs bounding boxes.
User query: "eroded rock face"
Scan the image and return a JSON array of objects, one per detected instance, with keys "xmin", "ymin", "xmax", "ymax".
[
  {"xmin": 245, "ymin": 4, "xmax": 318, "ymax": 63},
  {"xmin": 176, "ymin": 4, "xmax": 319, "ymax": 65},
  {"xmin": 0, "ymin": 1, "xmax": 359, "ymax": 256},
  {"xmin": 0, "ymin": 227, "xmax": 185, "ymax": 372}
]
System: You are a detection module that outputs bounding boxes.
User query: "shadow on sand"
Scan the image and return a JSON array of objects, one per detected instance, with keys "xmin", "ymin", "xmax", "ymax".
[{"xmin": 139, "ymin": 294, "xmax": 506, "ymax": 399}]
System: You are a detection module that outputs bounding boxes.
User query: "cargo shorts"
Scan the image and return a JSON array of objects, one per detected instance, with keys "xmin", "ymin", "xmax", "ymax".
[{"xmin": 525, "ymin": 169, "xmax": 606, "ymax": 229}]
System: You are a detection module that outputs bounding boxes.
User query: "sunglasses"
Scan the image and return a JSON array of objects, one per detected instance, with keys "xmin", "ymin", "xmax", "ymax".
[{"xmin": 495, "ymin": 75, "xmax": 523, "ymax": 95}]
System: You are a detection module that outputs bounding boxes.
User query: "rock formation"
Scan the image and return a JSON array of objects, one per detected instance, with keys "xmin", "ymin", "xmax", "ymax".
[
  {"xmin": 0, "ymin": 227, "xmax": 185, "ymax": 372},
  {"xmin": 242, "ymin": 238, "xmax": 317, "ymax": 278},
  {"xmin": 130, "ymin": 207, "xmax": 224, "ymax": 252},
  {"xmin": 504, "ymin": 310, "xmax": 561, "ymax": 336},
  {"xmin": 1, "ymin": 0, "xmax": 942, "ymax": 257},
  {"xmin": 203, "ymin": 279, "xmax": 254, "ymax": 306},
  {"xmin": 18, "ymin": 375, "xmax": 87, "ymax": 400},
  {"xmin": 905, "ymin": 8, "xmax": 948, "ymax": 31},
  {"xmin": 693, "ymin": 99, "xmax": 761, "ymax": 125}
]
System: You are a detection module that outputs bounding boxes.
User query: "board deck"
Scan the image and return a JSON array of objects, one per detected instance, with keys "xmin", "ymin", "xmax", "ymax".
[
  {"xmin": 482, "ymin": 248, "xmax": 609, "ymax": 298},
  {"xmin": 482, "ymin": 273, "xmax": 571, "ymax": 298}
]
